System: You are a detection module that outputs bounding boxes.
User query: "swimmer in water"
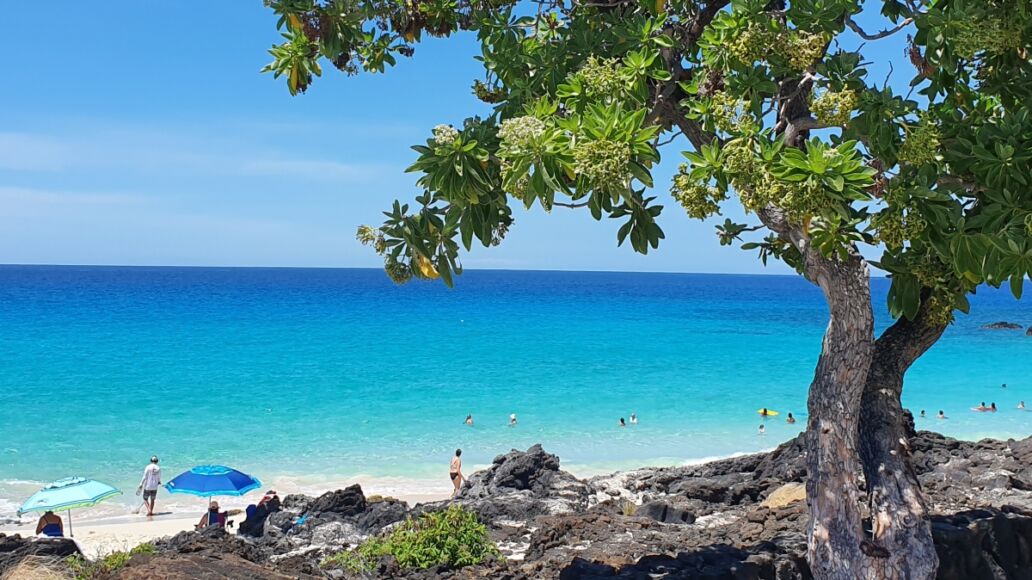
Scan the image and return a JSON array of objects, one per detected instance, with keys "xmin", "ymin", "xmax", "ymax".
[
  {"xmin": 920, "ymin": 410, "xmax": 926, "ymax": 418},
  {"xmin": 938, "ymin": 410, "xmax": 947, "ymax": 420},
  {"xmin": 464, "ymin": 414, "xmax": 474, "ymax": 426},
  {"xmin": 1019, "ymin": 401, "xmax": 1026, "ymax": 410},
  {"xmin": 990, "ymin": 402, "xmax": 998, "ymax": 412},
  {"xmin": 1002, "ymin": 383, "xmax": 1007, "ymax": 389},
  {"xmin": 509, "ymin": 413, "xmax": 517, "ymax": 427},
  {"xmin": 619, "ymin": 417, "xmax": 626, "ymax": 427},
  {"xmin": 975, "ymin": 402, "xmax": 989, "ymax": 412},
  {"xmin": 759, "ymin": 408, "xmax": 770, "ymax": 418},
  {"xmin": 786, "ymin": 412, "xmax": 796, "ymax": 424},
  {"xmin": 629, "ymin": 413, "xmax": 637, "ymax": 425},
  {"xmin": 758, "ymin": 424, "xmax": 766, "ymax": 436}
]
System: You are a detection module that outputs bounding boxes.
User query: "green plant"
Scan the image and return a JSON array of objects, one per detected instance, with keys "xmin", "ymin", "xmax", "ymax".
[
  {"xmin": 65, "ymin": 543, "xmax": 156, "ymax": 580},
  {"xmin": 320, "ymin": 505, "xmax": 500, "ymax": 573}
]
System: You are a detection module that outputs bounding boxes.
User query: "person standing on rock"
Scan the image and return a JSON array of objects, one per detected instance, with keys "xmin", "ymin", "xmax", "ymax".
[
  {"xmin": 450, "ymin": 449, "xmax": 464, "ymax": 498},
  {"xmin": 137, "ymin": 455, "xmax": 161, "ymax": 517}
]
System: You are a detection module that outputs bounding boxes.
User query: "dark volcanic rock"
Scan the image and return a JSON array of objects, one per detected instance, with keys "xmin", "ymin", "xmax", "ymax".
[
  {"xmin": 637, "ymin": 501, "xmax": 696, "ymax": 525},
  {"xmin": 0, "ymin": 533, "xmax": 80, "ymax": 576},
  {"xmin": 932, "ymin": 508, "xmax": 1032, "ymax": 580},
  {"xmin": 982, "ymin": 321, "xmax": 1023, "ymax": 329},
  {"xmin": 432, "ymin": 444, "xmax": 591, "ymax": 523},
  {"xmin": 153, "ymin": 525, "xmax": 267, "ymax": 564},
  {"xmin": 111, "ymin": 552, "xmax": 298, "ymax": 579},
  {"xmin": 311, "ymin": 484, "xmax": 367, "ymax": 516}
]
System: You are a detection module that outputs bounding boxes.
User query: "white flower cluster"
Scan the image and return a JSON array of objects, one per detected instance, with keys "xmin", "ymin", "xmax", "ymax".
[
  {"xmin": 432, "ymin": 124, "xmax": 460, "ymax": 146},
  {"xmin": 498, "ymin": 116, "xmax": 546, "ymax": 150}
]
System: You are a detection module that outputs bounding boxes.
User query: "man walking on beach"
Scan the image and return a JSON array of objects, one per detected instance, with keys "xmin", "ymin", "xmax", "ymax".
[{"xmin": 137, "ymin": 455, "xmax": 161, "ymax": 517}]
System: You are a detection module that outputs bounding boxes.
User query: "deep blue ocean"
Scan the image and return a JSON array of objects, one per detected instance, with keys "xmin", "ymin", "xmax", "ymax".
[{"xmin": 1, "ymin": 266, "xmax": 1030, "ymax": 518}]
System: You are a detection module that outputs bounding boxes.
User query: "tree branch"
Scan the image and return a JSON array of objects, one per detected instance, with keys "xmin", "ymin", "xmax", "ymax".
[
  {"xmin": 844, "ymin": 15, "xmax": 912, "ymax": 40},
  {"xmin": 553, "ymin": 200, "xmax": 590, "ymax": 208}
]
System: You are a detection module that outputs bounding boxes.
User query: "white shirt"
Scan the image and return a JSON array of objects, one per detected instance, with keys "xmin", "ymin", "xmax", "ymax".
[{"xmin": 141, "ymin": 464, "xmax": 161, "ymax": 490}]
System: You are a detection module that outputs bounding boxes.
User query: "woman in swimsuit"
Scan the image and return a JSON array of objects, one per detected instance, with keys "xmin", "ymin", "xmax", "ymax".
[
  {"xmin": 35, "ymin": 510, "xmax": 63, "ymax": 537},
  {"xmin": 450, "ymin": 449, "xmax": 464, "ymax": 498}
]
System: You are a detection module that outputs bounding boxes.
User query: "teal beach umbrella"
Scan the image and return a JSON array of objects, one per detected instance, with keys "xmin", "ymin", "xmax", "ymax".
[{"xmin": 18, "ymin": 477, "xmax": 122, "ymax": 536}]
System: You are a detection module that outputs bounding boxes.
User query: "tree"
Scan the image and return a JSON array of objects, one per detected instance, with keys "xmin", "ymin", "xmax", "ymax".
[{"xmin": 260, "ymin": 0, "xmax": 1032, "ymax": 577}]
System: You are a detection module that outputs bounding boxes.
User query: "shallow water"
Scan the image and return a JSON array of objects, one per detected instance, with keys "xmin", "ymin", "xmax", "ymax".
[{"xmin": 0, "ymin": 266, "xmax": 1029, "ymax": 519}]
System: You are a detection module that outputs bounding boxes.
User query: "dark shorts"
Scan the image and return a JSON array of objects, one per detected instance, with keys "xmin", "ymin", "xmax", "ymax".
[
  {"xmin": 450, "ymin": 472, "xmax": 459, "ymax": 482},
  {"xmin": 143, "ymin": 489, "xmax": 157, "ymax": 500}
]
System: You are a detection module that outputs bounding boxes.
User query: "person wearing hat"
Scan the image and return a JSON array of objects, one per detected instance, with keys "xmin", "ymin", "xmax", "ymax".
[{"xmin": 137, "ymin": 455, "xmax": 162, "ymax": 517}]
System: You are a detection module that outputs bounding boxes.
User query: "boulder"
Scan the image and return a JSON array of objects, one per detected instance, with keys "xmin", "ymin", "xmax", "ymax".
[
  {"xmin": 932, "ymin": 508, "xmax": 1032, "ymax": 580},
  {"xmin": 761, "ymin": 482, "xmax": 806, "ymax": 508},
  {"xmin": 0, "ymin": 533, "xmax": 81, "ymax": 577},
  {"xmin": 310, "ymin": 484, "xmax": 366, "ymax": 517},
  {"xmin": 110, "ymin": 552, "xmax": 298, "ymax": 579},
  {"xmin": 636, "ymin": 501, "xmax": 696, "ymax": 525},
  {"xmin": 981, "ymin": 321, "xmax": 1023, "ymax": 329}
]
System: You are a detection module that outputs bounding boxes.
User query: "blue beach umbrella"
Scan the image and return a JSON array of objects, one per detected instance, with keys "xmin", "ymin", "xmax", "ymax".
[
  {"xmin": 17, "ymin": 477, "xmax": 122, "ymax": 536},
  {"xmin": 164, "ymin": 465, "xmax": 261, "ymax": 499}
]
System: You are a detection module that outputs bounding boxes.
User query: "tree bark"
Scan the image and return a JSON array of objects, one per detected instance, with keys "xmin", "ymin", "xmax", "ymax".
[
  {"xmin": 758, "ymin": 207, "xmax": 878, "ymax": 580},
  {"xmin": 858, "ymin": 298, "xmax": 947, "ymax": 580}
]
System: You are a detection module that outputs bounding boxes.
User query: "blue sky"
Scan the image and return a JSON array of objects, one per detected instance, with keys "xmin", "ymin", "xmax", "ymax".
[{"xmin": 0, "ymin": 2, "xmax": 906, "ymax": 273}]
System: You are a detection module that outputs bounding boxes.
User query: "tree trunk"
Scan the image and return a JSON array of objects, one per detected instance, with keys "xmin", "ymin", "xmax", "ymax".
[
  {"xmin": 858, "ymin": 299, "xmax": 948, "ymax": 580},
  {"xmin": 803, "ymin": 248, "xmax": 879, "ymax": 579},
  {"xmin": 758, "ymin": 207, "xmax": 878, "ymax": 579}
]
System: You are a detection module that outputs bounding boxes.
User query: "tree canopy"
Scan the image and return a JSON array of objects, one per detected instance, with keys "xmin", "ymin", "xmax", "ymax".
[{"xmin": 264, "ymin": 0, "xmax": 1032, "ymax": 322}]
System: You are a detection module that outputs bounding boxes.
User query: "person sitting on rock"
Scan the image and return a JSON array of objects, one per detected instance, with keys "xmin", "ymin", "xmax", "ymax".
[
  {"xmin": 35, "ymin": 510, "xmax": 63, "ymax": 537},
  {"xmin": 240, "ymin": 491, "xmax": 280, "ymax": 537}
]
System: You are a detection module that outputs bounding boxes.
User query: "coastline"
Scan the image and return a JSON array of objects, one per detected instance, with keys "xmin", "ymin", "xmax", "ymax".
[{"xmin": 0, "ymin": 447, "xmax": 782, "ymax": 558}]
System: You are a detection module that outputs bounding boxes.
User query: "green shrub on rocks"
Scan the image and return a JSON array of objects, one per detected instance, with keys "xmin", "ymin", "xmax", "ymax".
[
  {"xmin": 65, "ymin": 543, "xmax": 156, "ymax": 579},
  {"xmin": 320, "ymin": 505, "xmax": 500, "ymax": 573}
]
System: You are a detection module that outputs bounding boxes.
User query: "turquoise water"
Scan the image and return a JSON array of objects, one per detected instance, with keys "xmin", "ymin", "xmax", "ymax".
[{"xmin": 0, "ymin": 266, "xmax": 1030, "ymax": 518}]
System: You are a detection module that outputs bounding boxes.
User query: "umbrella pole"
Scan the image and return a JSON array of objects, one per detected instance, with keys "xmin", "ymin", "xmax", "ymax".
[{"xmin": 68, "ymin": 510, "xmax": 73, "ymax": 537}]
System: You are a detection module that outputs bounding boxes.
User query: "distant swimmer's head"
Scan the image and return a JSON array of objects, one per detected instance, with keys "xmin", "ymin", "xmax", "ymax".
[
  {"xmin": 619, "ymin": 418, "xmax": 626, "ymax": 426},
  {"xmin": 151, "ymin": 456, "xmax": 159, "ymax": 464},
  {"xmin": 455, "ymin": 449, "xmax": 462, "ymax": 457}
]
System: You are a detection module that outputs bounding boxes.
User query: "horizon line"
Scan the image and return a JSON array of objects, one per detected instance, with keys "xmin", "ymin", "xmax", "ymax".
[{"xmin": 0, "ymin": 262, "xmax": 889, "ymax": 278}]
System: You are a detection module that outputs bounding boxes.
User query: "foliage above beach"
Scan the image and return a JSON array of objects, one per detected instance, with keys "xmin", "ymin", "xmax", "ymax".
[
  {"xmin": 319, "ymin": 505, "xmax": 501, "ymax": 572},
  {"xmin": 264, "ymin": 0, "xmax": 1032, "ymax": 320}
]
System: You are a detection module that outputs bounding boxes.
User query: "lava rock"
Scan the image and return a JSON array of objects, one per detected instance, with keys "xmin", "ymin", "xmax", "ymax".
[
  {"xmin": 310, "ymin": 484, "xmax": 367, "ymax": 517},
  {"xmin": 0, "ymin": 533, "xmax": 81, "ymax": 577},
  {"xmin": 636, "ymin": 501, "xmax": 696, "ymax": 525},
  {"xmin": 981, "ymin": 321, "xmax": 1023, "ymax": 329}
]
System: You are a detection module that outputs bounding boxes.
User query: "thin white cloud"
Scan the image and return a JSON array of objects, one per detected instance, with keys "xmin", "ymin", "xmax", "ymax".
[
  {"xmin": 0, "ymin": 124, "xmax": 397, "ymax": 184},
  {"xmin": 0, "ymin": 133, "xmax": 72, "ymax": 171},
  {"xmin": 235, "ymin": 158, "xmax": 393, "ymax": 181},
  {"xmin": 0, "ymin": 185, "xmax": 145, "ymax": 208}
]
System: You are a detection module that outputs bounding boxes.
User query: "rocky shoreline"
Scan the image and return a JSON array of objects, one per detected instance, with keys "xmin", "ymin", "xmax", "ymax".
[{"xmin": 3, "ymin": 419, "xmax": 1032, "ymax": 579}]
